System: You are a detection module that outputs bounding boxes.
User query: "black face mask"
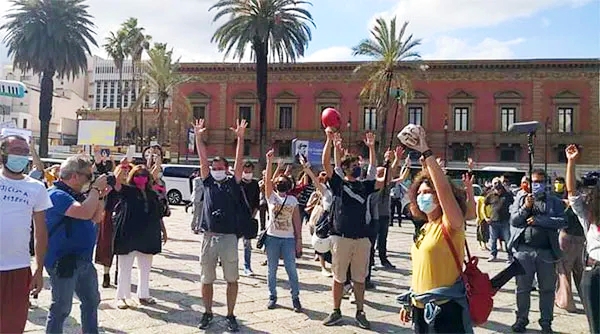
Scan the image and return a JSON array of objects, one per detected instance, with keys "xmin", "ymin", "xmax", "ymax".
[{"xmin": 276, "ymin": 181, "xmax": 291, "ymax": 193}]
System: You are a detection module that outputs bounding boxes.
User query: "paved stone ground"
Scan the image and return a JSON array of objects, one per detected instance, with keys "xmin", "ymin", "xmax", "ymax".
[{"xmin": 25, "ymin": 207, "xmax": 589, "ymax": 334}]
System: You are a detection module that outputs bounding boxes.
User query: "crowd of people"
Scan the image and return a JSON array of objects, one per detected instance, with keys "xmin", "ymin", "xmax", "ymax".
[{"xmin": 0, "ymin": 120, "xmax": 598, "ymax": 334}]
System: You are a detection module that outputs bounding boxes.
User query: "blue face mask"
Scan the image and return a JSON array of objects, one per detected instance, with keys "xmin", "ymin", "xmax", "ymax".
[
  {"xmin": 350, "ymin": 166, "xmax": 362, "ymax": 178},
  {"xmin": 531, "ymin": 181, "xmax": 545, "ymax": 195},
  {"xmin": 417, "ymin": 193, "xmax": 438, "ymax": 214},
  {"xmin": 4, "ymin": 154, "xmax": 29, "ymax": 173}
]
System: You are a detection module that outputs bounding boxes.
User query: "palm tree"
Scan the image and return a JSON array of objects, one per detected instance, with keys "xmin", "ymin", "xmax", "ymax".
[
  {"xmin": 1, "ymin": 0, "xmax": 96, "ymax": 157},
  {"xmin": 130, "ymin": 42, "xmax": 188, "ymax": 143},
  {"xmin": 120, "ymin": 17, "xmax": 151, "ymax": 145},
  {"xmin": 104, "ymin": 30, "xmax": 127, "ymax": 143},
  {"xmin": 210, "ymin": 0, "xmax": 315, "ymax": 168},
  {"xmin": 352, "ymin": 17, "xmax": 421, "ymax": 158}
]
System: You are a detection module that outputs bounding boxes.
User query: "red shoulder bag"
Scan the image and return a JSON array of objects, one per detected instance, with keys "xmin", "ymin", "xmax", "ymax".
[{"xmin": 441, "ymin": 223, "xmax": 494, "ymax": 326}]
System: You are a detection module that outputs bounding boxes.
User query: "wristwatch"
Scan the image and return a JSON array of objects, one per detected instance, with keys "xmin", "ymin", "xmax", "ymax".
[{"xmin": 421, "ymin": 149, "xmax": 434, "ymax": 160}]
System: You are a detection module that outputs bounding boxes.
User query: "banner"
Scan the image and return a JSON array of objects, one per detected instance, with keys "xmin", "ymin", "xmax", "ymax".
[
  {"xmin": 292, "ymin": 139, "xmax": 324, "ymax": 165},
  {"xmin": 0, "ymin": 127, "xmax": 32, "ymax": 143},
  {"xmin": 77, "ymin": 120, "xmax": 116, "ymax": 146}
]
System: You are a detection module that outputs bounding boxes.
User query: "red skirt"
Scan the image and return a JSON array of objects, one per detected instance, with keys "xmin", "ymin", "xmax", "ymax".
[
  {"xmin": 95, "ymin": 210, "xmax": 114, "ymax": 267},
  {"xmin": 0, "ymin": 267, "xmax": 31, "ymax": 333}
]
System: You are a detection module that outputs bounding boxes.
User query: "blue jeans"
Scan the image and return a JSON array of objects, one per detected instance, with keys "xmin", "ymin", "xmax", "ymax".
[
  {"xmin": 46, "ymin": 260, "xmax": 100, "ymax": 334},
  {"xmin": 489, "ymin": 221, "xmax": 511, "ymax": 257},
  {"xmin": 243, "ymin": 238, "xmax": 252, "ymax": 271},
  {"xmin": 265, "ymin": 235, "xmax": 299, "ymax": 300}
]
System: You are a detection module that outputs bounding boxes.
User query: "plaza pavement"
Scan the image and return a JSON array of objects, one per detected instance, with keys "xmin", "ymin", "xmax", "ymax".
[{"xmin": 25, "ymin": 207, "xmax": 590, "ymax": 334}]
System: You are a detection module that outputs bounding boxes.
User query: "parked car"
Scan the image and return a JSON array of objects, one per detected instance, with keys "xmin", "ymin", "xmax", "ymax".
[{"xmin": 161, "ymin": 164, "xmax": 199, "ymax": 205}]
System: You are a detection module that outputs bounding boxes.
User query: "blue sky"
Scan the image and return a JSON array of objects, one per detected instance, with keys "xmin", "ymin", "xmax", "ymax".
[{"xmin": 0, "ymin": 0, "xmax": 598, "ymax": 63}]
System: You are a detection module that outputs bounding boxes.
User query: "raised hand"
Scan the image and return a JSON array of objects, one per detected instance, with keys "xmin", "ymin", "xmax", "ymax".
[
  {"xmin": 467, "ymin": 157, "xmax": 474, "ymax": 170},
  {"xmin": 565, "ymin": 144, "xmax": 579, "ymax": 161},
  {"xmin": 230, "ymin": 119, "xmax": 248, "ymax": 138},
  {"xmin": 266, "ymin": 149, "xmax": 274, "ymax": 162},
  {"xmin": 395, "ymin": 146, "xmax": 404, "ymax": 159},
  {"xmin": 192, "ymin": 119, "xmax": 206, "ymax": 136},
  {"xmin": 324, "ymin": 127, "xmax": 336, "ymax": 141},
  {"xmin": 277, "ymin": 158, "xmax": 285, "ymax": 170},
  {"xmin": 405, "ymin": 155, "xmax": 411, "ymax": 167},
  {"xmin": 436, "ymin": 157, "xmax": 446, "ymax": 168},
  {"xmin": 384, "ymin": 149, "xmax": 394, "ymax": 162},
  {"xmin": 462, "ymin": 173, "xmax": 474, "ymax": 189},
  {"xmin": 364, "ymin": 132, "xmax": 376, "ymax": 148}
]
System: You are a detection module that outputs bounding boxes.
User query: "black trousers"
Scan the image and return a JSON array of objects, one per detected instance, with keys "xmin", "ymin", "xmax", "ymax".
[
  {"xmin": 390, "ymin": 198, "xmax": 403, "ymax": 226},
  {"xmin": 259, "ymin": 204, "xmax": 268, "ymax": 230},
  {"xmin": 413, "ymin": 300, "xmax": 465, "ymax": 333},
  {"xmin": 377, "ymin": 216, "xmax": 390, "ymax": 261},
  {"xmin": 581, "ymin": 264, "xmax": 600, "ymax": 334},
  {"xmin": 29, "ymin": 221, "xmax": 34, "ymax": 256}
]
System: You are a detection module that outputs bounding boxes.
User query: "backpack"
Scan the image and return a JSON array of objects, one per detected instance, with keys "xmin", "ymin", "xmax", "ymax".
[
  {"xmin": 315, "ymin": 195, "xmax": 338, "ymax": 239},
  {"xmin": 441, "ymin": 223, "xmax": 495, "ymax": 326}
]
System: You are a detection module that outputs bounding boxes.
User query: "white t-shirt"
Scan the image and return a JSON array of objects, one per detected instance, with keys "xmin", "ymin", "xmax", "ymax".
[
  {"xmin": 0, "ymin": 173, "xmax": 53, "ymax": 271},
  {"xmin": 267, "ymin": 193, "xmax": 298, "ymax": 239}
]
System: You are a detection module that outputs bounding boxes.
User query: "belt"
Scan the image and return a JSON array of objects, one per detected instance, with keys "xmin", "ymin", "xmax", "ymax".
[{"xmin": 338, "ymin": 233, "xmax": 363, "ymax": 240}]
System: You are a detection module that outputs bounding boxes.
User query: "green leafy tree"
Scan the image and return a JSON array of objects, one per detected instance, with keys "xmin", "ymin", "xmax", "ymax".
[
  {"xmin": 210, "ymin": 0, "xmax": 315, "ymax": 168},
  {"xmin": 1, "ymin": 0, "xmax": 97, "ymax": 157},
  {"xmin": 104, "ymin": 29, "xmax": 127, "ymax": 143},
  {"xmin": 353, "ymin": 17, "xmax": 421, "ymax": 157}
]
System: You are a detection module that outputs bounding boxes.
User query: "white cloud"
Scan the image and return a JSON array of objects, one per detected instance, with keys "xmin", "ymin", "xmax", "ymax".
[
  {"xmin": 424, "ymin": 36, "xmax": 526, "ymax": 60},
  {"xmin": 301, "ymin": 46, "xmax": 354, "ymax": 62},
  {"xmin": 369, "ymin": 0, "xmax": 593, "ymax": 37}
]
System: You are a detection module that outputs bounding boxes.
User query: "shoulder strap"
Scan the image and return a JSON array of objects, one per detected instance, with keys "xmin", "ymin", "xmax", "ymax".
[
  {"xmin": 441, "ymin": 222, "xmax": 465, "ymax": 273},
  {"xmin": 240, "ymin": 186, "xmax": 251, "ymax": 211}
]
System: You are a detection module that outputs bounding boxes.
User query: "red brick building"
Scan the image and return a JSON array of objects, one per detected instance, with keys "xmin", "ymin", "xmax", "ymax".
[{"xmin": 174, "ymin": 59, "xmax": 599, "ymax": 168}]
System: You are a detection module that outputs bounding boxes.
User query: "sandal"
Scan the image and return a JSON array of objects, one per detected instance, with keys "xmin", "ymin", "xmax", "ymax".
[
  {"xmin": 116, "ymin": 299, "xmax": 129, "ymax": 309},
  {"xmin": 139, "ymin": 297, "xmax": 157, "ymax": 305}
]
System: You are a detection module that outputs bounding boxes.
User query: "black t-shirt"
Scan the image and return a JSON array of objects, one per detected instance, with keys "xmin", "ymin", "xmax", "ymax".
[
  {"xmin": 113, "ymin": 185, "xmax": 163, "ymax": 255},
  {"xmin": 485, "ymin": 191, "xmax": 514, "ymax": 222},
  {"xmin": 201, "ymin": 174, "xmax": 241, "ymax": 235},
  {"xmin": 241, "ymin": 179, "xmax": 260, "ymax": 212},
  {"xmin": 329, "ymin": 171, "xmax": 376, "ymax": 238}
]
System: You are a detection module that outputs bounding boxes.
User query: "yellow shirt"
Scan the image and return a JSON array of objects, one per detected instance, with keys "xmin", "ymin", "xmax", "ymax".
[{"xmin": 411, "ymin": 217, "xmax": 465, "ymax": 297}]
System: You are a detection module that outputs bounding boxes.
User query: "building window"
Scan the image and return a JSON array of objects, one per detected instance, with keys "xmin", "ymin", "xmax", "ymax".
[
  {"xmin": 278, "ymin": 140, "xmax": 291, "ymax": 157},
  {"xmin": 22, "ymin": 119, "xmax": 27, "ymax": 129},
  {"xmin": 243, "ymin": 139, "xmax": 251, "ymax": 156},
  {"xmin": 557, "ymin": 144, "xmax": 568, "ymax": 163},
  {"xmin": 557, "ymin": 107, "xmax": 573, "ymax": 133},
  {"xmin": 192, "ymin": 105, "xmax": 206, "ymax": 120},
  {"xmin": 278, "ymin": 105, "xmax": 293, "ymax": 129},
  {"xmin": 453, "ymin": 107, "xmax": 469, "ymax": 131},
  {"xmin": 238, "ymin": 105, "xmax": 252, "ymax": 126},
  {"xmin": 499, "ymin": 149, "xmax": 516, "ymax": 162},
  {"xmin": 451, "ymin": 145, "xmax": 470, "ymax": 161},
  {"xmin": 501, "ymin": 107, "xmax": 516, "ymax": 132},
  {"xmin": 364, "ymin": 107, "xmax": 377, "ymax": 130},
  {"xmin": 407, "ymin": 106, "xmax": 423, "ymax": 126}
]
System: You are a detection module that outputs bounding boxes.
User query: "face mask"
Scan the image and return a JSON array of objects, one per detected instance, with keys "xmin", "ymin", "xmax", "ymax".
[
  {"xmin": 133, "ymin": 176, "xmax": 148, "ymax": 189},
  {"xmin": 350, "ymin": 166, "xmax": 362, "ymax": 178},
  {"xmin": 276, "ymin": 181, "xmax": 291, "ymax": 193},
  {"xmin": 211, "ymin": 170, "xmax": 227, "ymax": 181},
  {"xmin": 242, "ymin": 172, "xmax": 253, "ymax": 181},
  {"xmin": 416, "ymin": 193, "xmax": 438, "ymax": 214},
  {"xmin": 4, "ymin": 154, "xmax": 29, "ymax": 173},
  {"xmin": 531, "ymin": 181, "xmax": 545, "ymax": 195},
  {"xmin": 554, "ymin": 183, "xmax": 564, "ymax": 193}
]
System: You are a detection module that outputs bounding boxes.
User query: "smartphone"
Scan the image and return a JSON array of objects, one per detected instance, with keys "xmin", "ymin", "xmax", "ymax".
[{"xmin": 106, "ymin": 173, "xmax": 116, "ymax": 187}]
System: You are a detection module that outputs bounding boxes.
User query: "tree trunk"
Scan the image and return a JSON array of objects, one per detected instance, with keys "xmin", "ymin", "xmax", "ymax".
[
  {"xmin": 377, "ymin": 72, "xmax": 394, "ymax": 160},
  {"xmin": 131, "ymin": 62, "xmax": 138, "ymax": 148},
  {"xmin": 158, "ymin": 96, "xmax": 165, "ymax": 144},
  {"xmin": 255, "ymin": 41, "xmax": 268, "ymax": 170},
  {"xmin": 38, "ymin": 69, "xmax": 55, "ymax": 158},
  {"xmin": 118, "ymin": 67, "xmax": 123, "ymax": 145}
]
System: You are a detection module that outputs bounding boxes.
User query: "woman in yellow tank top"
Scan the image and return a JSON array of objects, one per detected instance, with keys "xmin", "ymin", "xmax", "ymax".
[{"xmin": 396, "ymin": 124, "xmax": 473, "ymax": 334}]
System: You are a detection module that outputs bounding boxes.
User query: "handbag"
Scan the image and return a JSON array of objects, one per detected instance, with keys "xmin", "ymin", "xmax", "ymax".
[
  {"xmin": 256, "ymin": 195, "xmax": 288, "ymax": 249},
  {"xmin": 239, "ymin": 186, "xmax": 259, "ymax": 239},
  {"xmin": 441, "ymin": 223, "xmax": 495, "ymax": 326}
]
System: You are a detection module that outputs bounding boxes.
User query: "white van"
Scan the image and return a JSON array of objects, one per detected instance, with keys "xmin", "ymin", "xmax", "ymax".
[{"xmin": 161, "ymin": 164, "xmax": 199, "ymax": 205}]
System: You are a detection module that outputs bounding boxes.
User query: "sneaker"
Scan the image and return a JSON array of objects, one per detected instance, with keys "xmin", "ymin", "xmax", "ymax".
[
  {"xmin": 487, "ymin": 256, "xmax": 497, "ymax": 262},
  {"xmin": 292, "ymin": 298, "xmax": 302, "ymax": 313},
  {"xmin": 243, "ymin": 268, "xmax": 255, "ymax": 277},
  {"xmin": 322, "ymin": 309, "xmax": 342, "ymax": 326},
  {"xmin": 381, "ymin": 259, "xmax": 396, "ymax": 269},
  {"xmin": 511, "ymin": 319, "xmax": 528, "ymax": 333},
  {"xmin": 225, "ymin": 315, "xmax": 240, "ymax": 332},
  {"xmin": 321, "ymin": 268, "xmax": 333, "ymax": 277},
  {"xmin": 267, "ymin": 297, "xmax": 277, "ymax": 309},
  {"xmin": 197, "ymin": 312, "xmax": 213, "ymax": 329},
  {"xmin": 102, "ymin": 274, "xmax": 111, "ymax": 288},
  {"xmin": 260, "ymin": 260, "xmax": 267, "ymax": 266},
  {"xmin": 365, "ymin": 281, "xmax": 376, "ymax": 290},
  {"xmin": 355, "ymin": 310, "xmax": 371, "ymax": 329},
  {"xmin": 540, "ymin": 324, "xmax": 554, "ymax": 334},
  {"xmin": 116, "ymin": 299, "xmax": 129, "ymax": 310}
]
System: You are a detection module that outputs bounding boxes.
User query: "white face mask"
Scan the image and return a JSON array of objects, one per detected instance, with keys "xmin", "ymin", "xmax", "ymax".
[
  {"xmin": 211, "ymin": 170, "xmax": 227, "ymax": 181},
  {"xmin": 242, "ymin": 172, "xmax": 253, "ymax": 181}
]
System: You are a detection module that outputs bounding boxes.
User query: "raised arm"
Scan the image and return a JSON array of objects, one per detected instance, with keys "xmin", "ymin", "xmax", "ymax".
[
  {"xmin": 231, "ymin": 119, "xmax": 247, "ymax": 183},
  {"xmin": 29, "ymin": 138, "xmax": 45, "ymax": 172},
  {"xmin": 265, "ymin": 149, "xmax": 275, "ymax": 199},
  {"xmin": 192, "ymin": 119, "xmax": 209, "ymax": 179},
  {"xmin": 299, "ymin": 156, "xmax": 325, "ymax": 194},
  {"xmin": 333, "ymin": 132, "xmax": 343, "ymax": 169},
  {"xmin": 364, "ymin": 132, "xmax": 377, "ymax": 181},
  {"xmin": 565, "ymin": 144, "xmax": 578, "ymax": 197},
  {"xmin": 462, "ymin": 173, "xmax": 477, "ymax": 220},
  {"xmin": 322, "ymin": 128, "xmax": 335, "ymax": 177},
  {"xmin": 271, "ymin": 159, "xmax": 284, "ymax": 182}
]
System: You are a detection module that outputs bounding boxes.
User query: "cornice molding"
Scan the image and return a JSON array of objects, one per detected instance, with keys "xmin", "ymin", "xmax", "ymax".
[{"xmin": 178, "ymin": 59, "xmax": 600, "ymax": 74}]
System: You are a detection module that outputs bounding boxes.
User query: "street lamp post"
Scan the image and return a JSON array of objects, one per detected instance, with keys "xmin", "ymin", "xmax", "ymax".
[
  {"xmin": 544, "ymin": 116, "xmax": 550, "ymax": 181},
  {"xmin": 346, "ymin": 113, "xmax": 351, "ymax": 152},
  {"xmin": 443, "ymin": 117, "xmax": 449, "ymax": 162}
]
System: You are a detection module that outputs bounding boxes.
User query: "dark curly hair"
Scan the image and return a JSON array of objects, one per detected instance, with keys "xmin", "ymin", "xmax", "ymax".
[{"xmin": 408, "ymin": 171, "xmax": 468, "ymax": 221}]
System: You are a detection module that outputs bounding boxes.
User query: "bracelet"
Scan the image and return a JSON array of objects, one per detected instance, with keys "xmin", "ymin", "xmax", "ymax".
[{"xmin": 421, "ymin": 149, "xmax": 434, "ymax": 160}]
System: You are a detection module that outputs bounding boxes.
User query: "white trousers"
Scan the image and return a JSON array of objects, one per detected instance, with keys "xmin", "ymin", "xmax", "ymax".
[{"xmin": 116, "ymin": 251, "xmax": 154, "ymax": 300}]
